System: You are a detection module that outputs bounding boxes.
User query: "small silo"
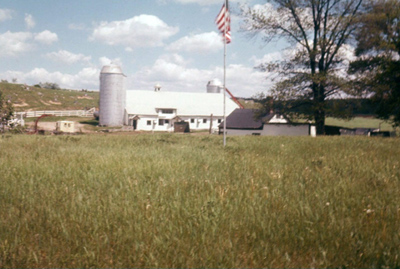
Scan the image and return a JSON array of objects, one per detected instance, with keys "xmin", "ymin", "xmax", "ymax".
[
  {"xmin": 207, "ymin": 79, "xmax": 222, "ymax": 93},
  {"xmin": 99, "ymin": 64, "xmax": 126, "ymax": 126}
]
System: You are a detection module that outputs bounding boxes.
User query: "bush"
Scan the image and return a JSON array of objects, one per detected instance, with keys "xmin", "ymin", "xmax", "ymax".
[{"xmin": 39, "ymin": 82, "xmax": 61, "ymax": 90}]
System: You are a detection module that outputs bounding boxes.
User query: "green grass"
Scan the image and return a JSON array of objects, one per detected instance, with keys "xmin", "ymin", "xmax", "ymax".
[
  {"xmin": 326, "ymin": 117, "xmax": 395, "ymax": 131},
  {"xmin": 0, "ymin": 82, "xmax": 99, "ymax": 111},
  {"xmin": 24, "ymin": 116, "xmax": 94, "ymax": 123},
  {"xmin": 0, "ymin": 134, "xmax": 399, "ymax": 268}
]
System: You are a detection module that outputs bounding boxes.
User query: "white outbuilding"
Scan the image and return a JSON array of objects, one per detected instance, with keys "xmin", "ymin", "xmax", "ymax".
[
  {"xmin": 99, "ymin": 64, "xmax": 240, "ymax": 132},
  {"xmin": 56, "ymin": 121, "xmax": 75, "ymax": 133}
]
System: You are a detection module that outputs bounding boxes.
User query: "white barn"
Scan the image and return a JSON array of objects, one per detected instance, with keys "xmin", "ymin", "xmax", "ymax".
[
  {"xmin": 99, "ymin": 64, "xmax": 240, "ymax": 132},
  {"xmin": 124, "ymin": 90, "xmax": 239, "ymax": 132}
]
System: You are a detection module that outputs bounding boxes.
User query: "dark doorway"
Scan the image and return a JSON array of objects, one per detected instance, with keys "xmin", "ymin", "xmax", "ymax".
[{"xmin": 132, "ymin": 120, "xmax": 137, "ymax": 130}]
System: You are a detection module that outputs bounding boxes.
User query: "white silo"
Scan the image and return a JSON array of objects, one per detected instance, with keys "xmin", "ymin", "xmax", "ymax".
[
  {"xmin": 207, "ymin": 79, "xmax": 222, "ymax": 93},
  {"xmin": 99, "ymin": 64, "xmax": 126, "ymax": 126}
]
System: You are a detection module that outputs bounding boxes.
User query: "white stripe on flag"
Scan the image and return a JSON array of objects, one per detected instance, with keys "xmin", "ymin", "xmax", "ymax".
[{"xmin": 215, "ymin": 3, "xmax": 231, "ymax": 43}]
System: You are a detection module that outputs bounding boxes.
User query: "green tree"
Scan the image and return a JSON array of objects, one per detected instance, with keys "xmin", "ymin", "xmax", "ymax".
[
  {"xmin": 0, "ymin": 90, "xmax": 14, "ymax": 124},
  {"xmin": 39, "ymin": 82, "xmax": 61, "ymax": 90},
  {"xmin": 348, "ymin": 0, "xmax": 400, "ymax": 126},
  {"xmin": 242, "ymin": 0, "xmax": 364, "ymax": 134}
]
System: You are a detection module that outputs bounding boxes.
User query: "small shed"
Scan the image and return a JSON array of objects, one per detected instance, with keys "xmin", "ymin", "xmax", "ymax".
[{"xmin": 56, "ymin": 121, "xmax": 75, "ymax": 133}]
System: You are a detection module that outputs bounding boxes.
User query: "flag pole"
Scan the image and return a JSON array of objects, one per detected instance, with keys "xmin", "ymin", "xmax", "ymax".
[{"xmin": 223, "ymin": 0, "xmax": 227, "ymax": 147}]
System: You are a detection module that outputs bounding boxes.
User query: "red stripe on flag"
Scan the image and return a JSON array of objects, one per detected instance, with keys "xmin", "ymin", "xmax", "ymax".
[{"xmin": 215, "ymin": 3, "xmax": 231, "ymax": 44}]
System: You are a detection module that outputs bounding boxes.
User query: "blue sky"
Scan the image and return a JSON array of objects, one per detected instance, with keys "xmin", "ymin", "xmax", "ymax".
[{"xmin": 0, "ymin": 0, "xmax": 285, "ymax": 97}]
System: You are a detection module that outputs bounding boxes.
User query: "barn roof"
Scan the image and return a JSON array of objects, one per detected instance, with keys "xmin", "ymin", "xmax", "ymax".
[
  {"xmin": 125, "ymin": 90, "xmax": 239, "ymax": 117},
  {"xmin": 222, "ymin": 109, "xmax": 264, "ymax": 129}
]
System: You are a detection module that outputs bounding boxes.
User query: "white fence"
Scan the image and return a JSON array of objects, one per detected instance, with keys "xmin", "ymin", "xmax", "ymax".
[{"xmin": 14, "ymin": 108, "xmax": 96, "ymax": 118}]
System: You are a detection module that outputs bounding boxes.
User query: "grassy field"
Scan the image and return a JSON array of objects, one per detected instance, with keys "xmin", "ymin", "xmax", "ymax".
[
  {"xmin": 0, "ymin": 82, "xmax": 99, "ymax": 111},
  {"xmin": 326, "ymin": 117, "xmax": 394, "ymax": 131},
  {"xmin": 0, "ymin": 134, "xmax": 399, "ymax": 268}
]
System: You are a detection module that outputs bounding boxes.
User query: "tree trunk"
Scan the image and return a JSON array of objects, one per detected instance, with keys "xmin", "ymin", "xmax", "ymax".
[
  {"xmin": 314, "ymin": 83, "xmax": 326, "ymax": 135},
  {"xmin": 315, "ymin": 108, "xmax": 325, "ymax": 135}
]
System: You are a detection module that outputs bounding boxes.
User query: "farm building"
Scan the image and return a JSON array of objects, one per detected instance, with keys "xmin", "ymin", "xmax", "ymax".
[
  {"xmin": 99, "ymin": 64, "xmax": 239, "ymax": 132},
  {"xmin": 220, "ymin": 108, "xmax": 311, "ymax": 136},
  {"xmin": 56, "ymin": 120, "xmax": 75, "ymax": 133}
]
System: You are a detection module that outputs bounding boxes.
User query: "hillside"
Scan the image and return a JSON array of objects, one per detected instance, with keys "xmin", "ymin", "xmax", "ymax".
[{"xmin": 0, "ymin": 82, "xmax": 99, "ymax": 112}]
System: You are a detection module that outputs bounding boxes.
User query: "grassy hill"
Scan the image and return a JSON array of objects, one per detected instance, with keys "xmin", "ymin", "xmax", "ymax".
[{"xmin": 0, "ymin": 82, "xmax": 99, "ymax": 111}]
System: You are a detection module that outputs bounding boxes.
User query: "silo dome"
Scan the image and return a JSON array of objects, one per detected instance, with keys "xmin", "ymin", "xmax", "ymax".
[
  {"xmin": 99, "ymin": 64, "xmax": 126, "ymax": 126},
  {"xmin": 207, "ymin": 79, "xmax": 222, "ymax": 93},
  {"xmin": 101, "ymin": 64, "xmax": 124, "ymax": 75}
]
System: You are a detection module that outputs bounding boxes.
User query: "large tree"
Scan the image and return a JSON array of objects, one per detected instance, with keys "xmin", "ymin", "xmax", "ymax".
[
  {"xmin": 242, "ymin": 0, "xmax": 364, "ymax": 134},
  {"xmin": 348, "ymin": 0, "xmax": 400, "ymax": 126}
]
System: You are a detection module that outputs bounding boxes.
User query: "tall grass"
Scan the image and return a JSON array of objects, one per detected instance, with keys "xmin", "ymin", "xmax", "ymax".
[{"xmin": 0, "ymin": 134, "xmax": 399, "ymax": 268}]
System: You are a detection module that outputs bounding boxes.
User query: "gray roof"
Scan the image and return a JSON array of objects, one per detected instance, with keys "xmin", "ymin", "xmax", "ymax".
[{"xmin": 221, "ymin": 109, "xmax": 263, "ymax": 129}]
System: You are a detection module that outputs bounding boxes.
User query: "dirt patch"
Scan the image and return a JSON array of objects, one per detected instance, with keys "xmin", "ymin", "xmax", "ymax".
[
  {"xmin": 78, "ymin": 96, "xmax": 93, "ymax": 100},
  {"xmin": 48, "ymin": 100, "xmax": 62, "ymax": 105},
  {"xmin": 26, "ymin": 121, "xmax": 56, "ymax": 131},
  {"xmin": 13, "ymin": 101, "xmax": 29, "ymax": 107}
]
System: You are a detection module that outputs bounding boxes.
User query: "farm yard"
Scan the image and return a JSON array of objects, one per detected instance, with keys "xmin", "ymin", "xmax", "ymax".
[{"xmin": 0, "ymin": 134, "xmax": 399, "ymax": 268}]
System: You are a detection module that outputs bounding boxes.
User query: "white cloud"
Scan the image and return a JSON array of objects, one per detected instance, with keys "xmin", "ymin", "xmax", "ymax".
[
  {"xmin": 0, "ymin": 31, "xmax": 34, "ymax": 57},
  {"xmin": 131, "ymin": 53, "xmax": 269, "ymax": 96},
  {"xmin": 338, "ymin": 44, "xmax": 357, "ymax": 63},
  {"xmin": 0, "ymin": 8, "xmax": 13, "ymax": 22},
  {"xmin": 25, "ymin": 13, "xmax": 36, "ymax": 29},
  {"xmin": 90, "ymin": 15, "xmax": 179, "ymax": 50},
  {"xmin": 225, "ymin": 64, "xmax": 270, "ymax": 97},
  {"xmin": 159, "ymin": 53, "xmax": 189, "ymax": 66},
  {"xmin": 75, "ymin": 67, "xmax": 99, "ymax": 87},
  {"xmin": 166, "ymin": 31, "xmax": 223, "ymax": 54},
  {"xmin": 46, "ymin": 50, "xmax": 91, "ymax": 65},
  {"xmin": 1, "ymin": 67, "xmax": 100, "ymax": 90},
  {"xmin": 0, "ymin": 30, "xmax": 60, "ymax": 57},
  {"xmin": 99, "ymin": 56, "xmax": 123, "ymax": 67},
  {"xmin": 251, "ymin": 51, "xmax": 284, "ymax": 66},
  {"xmin": 34, "ymin": 30, "xmax": 58, "ymax": 44}
]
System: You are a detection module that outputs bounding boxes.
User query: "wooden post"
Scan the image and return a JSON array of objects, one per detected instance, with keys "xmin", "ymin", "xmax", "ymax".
[{"xmin": 209, "ymin": 114, "xmax": 213, "ymax": 134}]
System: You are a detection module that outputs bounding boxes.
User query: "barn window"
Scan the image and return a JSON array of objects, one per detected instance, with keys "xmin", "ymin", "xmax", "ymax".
[
  {"xmin": 190, "ymin": 118, "xmax": 195, "ymax": 123},
  {"xmin": 161, "ymin": 109, "xmax": 173, "ymax": 114},
  {"xmin": 158, "ymin": 119, "xmax": 164, "ymax": 126},
  {"xmin": 203, "ymin": 119, "xmax": 207, "ymax": 123},
  {"xmin": 165, "ymin": 119, "xmax": 170, "ymax": 124},
  {"xmin": 147, "ymin": 120, "xmax": 151, "ymax": 126},
  {"xmin": 218, "ymin": 119, "xmax": 222, "ymax": 123}
]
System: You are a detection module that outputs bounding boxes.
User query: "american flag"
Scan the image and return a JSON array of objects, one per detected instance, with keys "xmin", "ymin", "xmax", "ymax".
[{"xmin": 215, "ymin": 1, "xmax": 231, "ymax": 43}]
